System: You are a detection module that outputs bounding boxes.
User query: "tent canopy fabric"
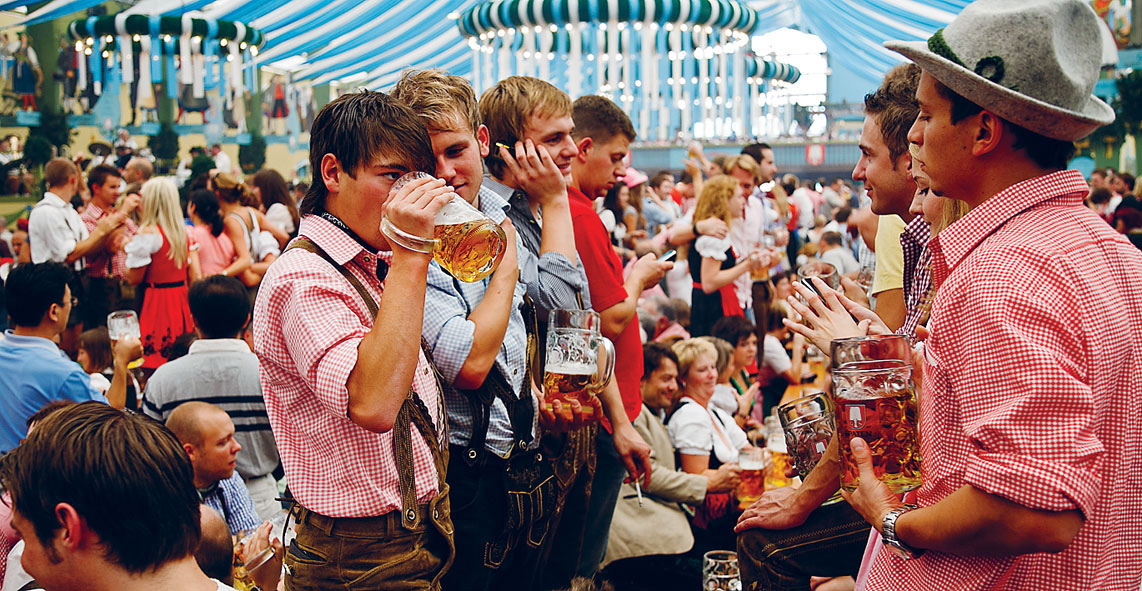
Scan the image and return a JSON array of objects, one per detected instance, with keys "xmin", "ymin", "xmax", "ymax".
[{"xmin": 10, "ymin": 0, "xmax": 969, "ymax": 90}]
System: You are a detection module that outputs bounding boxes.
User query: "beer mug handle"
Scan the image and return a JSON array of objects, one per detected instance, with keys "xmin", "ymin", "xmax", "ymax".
[
  {"xmin": 589, "ymin": 337, "xmax": 616, "ymax": 393},
  {"xmin": 379, "ymin": 216, "xmax": 438, "ymax": 254}
]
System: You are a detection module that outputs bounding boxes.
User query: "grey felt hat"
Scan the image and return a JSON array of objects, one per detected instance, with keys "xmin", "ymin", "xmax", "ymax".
[{"xmin": 884, "ymin": 0, "xmax": 1115, "ymax": 141}]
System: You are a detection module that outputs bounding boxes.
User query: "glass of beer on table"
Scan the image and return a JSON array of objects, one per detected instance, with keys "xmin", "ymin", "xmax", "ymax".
[
  {"xmin": 542, "ymin": 309, "xmax": 615, "ymax": 419},
  {"xmin": 106, "ymin": 310, "xmax": 144, "ymax": 369},
  {"xmin": 830, "ymin": 335, "xmax": 921, "ymax": 494},
  {"xmin": 380, "ymin": 171, "xmax": 507, "ymax": 282}
]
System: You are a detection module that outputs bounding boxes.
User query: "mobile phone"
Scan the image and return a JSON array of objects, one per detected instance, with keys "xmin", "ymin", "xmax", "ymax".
[
  {"xmin": 658, "ymin": 249, "xmax": 677, "ymax": 262},
  {"xmin": 800, "ymin": 276, "xmax": 824, "ymax": 298}
]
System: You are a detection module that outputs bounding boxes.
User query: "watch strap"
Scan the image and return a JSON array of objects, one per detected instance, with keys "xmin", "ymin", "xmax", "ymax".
[{"xmin": 881, "ymin": 504, "xmax": 923, "ymax": 560}]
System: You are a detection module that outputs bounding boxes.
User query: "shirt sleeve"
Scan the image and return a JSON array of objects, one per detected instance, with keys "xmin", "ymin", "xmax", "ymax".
[
  {"xmin": 936, "ymin": 251, "xmax": 1102, "ymax": 517},
  {"xmin": 517, "ymin": 231, "xmax": 590, "ymax": 315},
  {"xmin": 59, "ymin": 366, "xmax": 108, "ymax": 403},
  {"xmin": 572, "ymin": 208, "xmax": 628, "ymax": 312},
  {"xmin": 421, "ymin": 264, "xmax": 476, "ymax": 384},
  {"xmin": 668, "ymin": 404, "xmax": 714, "ymax": 456},
  {"xmin": 763, "ymin": 336, "xmax": 792, "ymax": 374},
  {"xmin": 276, "ymin": 267, "xmax": 371, "ymax": 418},
  {"xmin": 871, "ymin": 214, "xmax": 906, "ymax": 295},
  {"xmin": 695, "ymin": 235, "xmax": 730, "ymax": 260}
]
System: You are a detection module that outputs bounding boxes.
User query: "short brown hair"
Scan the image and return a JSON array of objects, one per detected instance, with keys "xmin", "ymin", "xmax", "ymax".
[
  {"xmin": 723, "ymin": 154, "xmax": 760, "ymax": 182},
  {"xmin": 863, "ymin": 63, "xmax": 920, "ymax": 165},
  {"xmin": 391, "ymin": 69, "xmax": 480, "ymax": 134},
  {"xmin": 44, "ymin": 158, "xmax": 76, "ymax": 188},
  {"xmin": 571, "ymin": 95, "xmax": 636, "ymax": 146},
  {"xmin": 87, "ymin": 164, "xmax": 121, "ymax": 192},
  {"xmin": 0, "ymin": 402, "xmax": 201, "ymax": 573},
  {"xmin": 303, "ymin": 90, "xmax": 435, "ymax": 216},
  {"xmin": 478, "ymin": 76, "xmax": 572, "ymax": 177}
]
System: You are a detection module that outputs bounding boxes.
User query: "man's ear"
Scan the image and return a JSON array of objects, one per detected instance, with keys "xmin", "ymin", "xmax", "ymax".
[
  {"xmin": 972, "ymin": 111, "xmax": 1004, "ymax": 157},
  {"xmin": 183, "ymin": 442, "xmax": 197, "ymax": 462},
  {"xmin": 476, "ymin": 125, "xmax": 491, "ymax": 159},
  {"xmin": 54, "ymin": 502, "xmax": 85, "ymax": 554},
  {"xmin": 320, "ymin": 153, "xmax": 342, "ymax": 195},
  {"xmin": 575, "ymin": 136, "xmax": 592, "ymax": 163}
]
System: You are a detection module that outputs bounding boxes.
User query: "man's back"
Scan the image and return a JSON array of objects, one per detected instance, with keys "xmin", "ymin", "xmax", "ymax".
[
  {"xmin": 0, "ymin": 333, "xmax": 103, "ymax": 452},
  {"xmin": 143, "ymin": 339, "xmax": 279, "ymax": 481}
]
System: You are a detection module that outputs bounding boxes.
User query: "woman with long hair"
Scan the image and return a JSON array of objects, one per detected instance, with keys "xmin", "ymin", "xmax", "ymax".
[
  {"xmin": 124, "ymin": 177, "xmax": 201, "ymax": 370},
  {"xmin": 687, "ymin": 175, "xmax": 761, "ymax": 337},
  {"xmin": 212, "ymin": 172, "xmax": 288, "ymax": 286},
  {"xmin": 251, "ymin": 168, "xmax": 299, "ymax": 235},
  {"xmin": 187, "ymin": 189, "xmax": 245, "ymax": 277}
]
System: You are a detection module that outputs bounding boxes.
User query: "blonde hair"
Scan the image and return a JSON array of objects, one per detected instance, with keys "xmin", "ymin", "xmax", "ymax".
[
  {"xmin": 698, "ymin": 336, "xmax": 734, "ymax": 377},
  {"xmin": 139, "ymin": 177, "xmax": 188, "ymax": 268},
  {"xmin": 693, "ymin": 175, "xmax": 740, "ymax": 227},
  {"xmin": 478, "ymin": 76, "xmax": 572, "ymax": 177},
  {"xmin": 723, "ymin": 154, "xmax": 759, "ymax": 182},
  {"xmin": 672, "ymin": 338, "xmax": 718, "ymax": 381},
  {"xmin": 391, "ymin": 68, "xmax": 480, "ymax": 134}
]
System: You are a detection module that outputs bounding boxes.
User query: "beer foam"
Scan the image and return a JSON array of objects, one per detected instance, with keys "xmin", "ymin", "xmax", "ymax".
[
  {"xmin": 545, "ymin": 361, "xmax": 595, "ymax": 375},
  {"xmin": 435, "ymin": 196, "xmax": 486, "ymax": 224}
]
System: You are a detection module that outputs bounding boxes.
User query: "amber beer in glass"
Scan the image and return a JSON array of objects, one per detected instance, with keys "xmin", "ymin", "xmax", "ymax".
[
  {"xmin": 380, "ymin": 171, "xmax": 506, "ymax": 282},
  {"xmin": 543, "ymin": 309, "xmax": 614, "ymax": 419},
  {"xmin": 832, "ymin": 359, "xmax": 922, "ymax": 493},
  {"xmin": 736, "ymin": 447, "xmax": 766, "ymax": 509}
]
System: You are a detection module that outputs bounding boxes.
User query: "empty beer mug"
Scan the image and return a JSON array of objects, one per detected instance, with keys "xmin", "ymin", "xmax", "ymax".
[
  {"xmin": 543, "ymin": 309, "xmax": 615, "ymax": 419},
  {"xmin": 380, "ymin": 171, "xmax": 507, "ymax": 282}
]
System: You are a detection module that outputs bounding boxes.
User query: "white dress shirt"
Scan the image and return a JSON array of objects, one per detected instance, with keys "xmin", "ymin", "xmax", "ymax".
[{"xmin": 28, "ymin": 192, "xmax": 87, "ymax": 270}]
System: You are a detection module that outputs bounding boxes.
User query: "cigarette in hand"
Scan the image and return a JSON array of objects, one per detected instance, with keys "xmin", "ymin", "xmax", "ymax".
[{"xmin": 634, "ymin": 480, "xmax": 644, "ymax": 507}]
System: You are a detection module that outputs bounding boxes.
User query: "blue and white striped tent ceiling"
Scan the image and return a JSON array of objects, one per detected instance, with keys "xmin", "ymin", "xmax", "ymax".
[{"xmin": 6, "ymin": 0, "xmax": 970, "ymax": 90}]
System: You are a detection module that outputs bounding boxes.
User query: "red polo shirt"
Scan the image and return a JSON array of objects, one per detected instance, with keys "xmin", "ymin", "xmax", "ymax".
[{"xmin": 567, "ymin": 185, "xmax": 642, "ymax": 425}]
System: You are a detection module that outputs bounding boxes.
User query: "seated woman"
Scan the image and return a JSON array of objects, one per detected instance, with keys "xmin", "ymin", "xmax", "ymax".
[{"xmin": 668, "ymin": 338, "xmax": 754, "ymax": 551}]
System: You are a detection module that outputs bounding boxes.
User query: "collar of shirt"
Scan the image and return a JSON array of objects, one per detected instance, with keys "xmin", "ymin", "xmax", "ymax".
[
  {"xmin": 902, "ymin": 215, "xmax": 931, "ymax": 245},
  {"xmin": 297, "ymin": 214, "xmax": 391, "ymax": 274},
  {"xmin": 486, "ymin": 175, "xmax": 539, "ymax": 224},
  {"xmin": 930, "ymin": 170, "xmax": 1088, "ymax": 287},
  {"xmin": 475, "ymin": 184, "xmax": 511, "ymax": 224},
  {"xmin": 188, "ymin": 338, "xmax": 252, "ymax": 356},
  {"xmin": 39, "ymin": 192, "xmax": 71, "ymax": 210},
  {"xmin": 1, "ymin": 331, "xmax": 64, "ymax": 356},
  {"xmin": 567, "ymin": 184, "xmax": 591, "ymax": 206},
  {"xmin": 83, "ymin": 201, "xmax": 108, "ymax": 219}
]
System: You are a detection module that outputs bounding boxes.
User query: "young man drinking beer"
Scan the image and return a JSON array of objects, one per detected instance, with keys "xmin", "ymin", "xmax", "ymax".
[
  {"xmin": 392, "ymin": 69, "xmax": 589, "ymax": 591},
  {"xmin": 478, "ymin": 77, "xmax": 653, "ymax": 590},
  {"xmin": 251, "ymin": 91, "xmax": 455, "ymax": 590}
]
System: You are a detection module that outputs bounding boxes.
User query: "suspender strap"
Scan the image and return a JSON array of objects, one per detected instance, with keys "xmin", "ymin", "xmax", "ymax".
[{"xmin": 285, "ymin": 237, "xmax": 447, "ymax": 530}]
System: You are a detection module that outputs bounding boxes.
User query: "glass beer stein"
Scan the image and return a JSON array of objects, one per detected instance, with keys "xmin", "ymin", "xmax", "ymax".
[
  {"xmin": 831, "ymin": 359, "xmax": 922, "ymax": 494},
  {"xmin": 543, "ymin": 309, "xmax": 615, "ymax": 419},
  {"xmin": 797, "ymin": 259, "xmax": 840, "ymax": 291},
  {"xmin": 380, "ymin": 171, "xmax": 507, "ymax": 282}
]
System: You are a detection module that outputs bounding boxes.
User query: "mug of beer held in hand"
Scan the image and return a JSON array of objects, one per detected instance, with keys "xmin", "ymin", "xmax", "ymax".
[
  {"xmin": 831, "ymin": 359, "xmax": 922, "ymax": 494},
  {"xmin": 543, "ymin": 309, "xmax": 615, "ymax": 420},
  {"xmin": 379, "ymin": 171, "xmax": 507, "ymax": 282}
]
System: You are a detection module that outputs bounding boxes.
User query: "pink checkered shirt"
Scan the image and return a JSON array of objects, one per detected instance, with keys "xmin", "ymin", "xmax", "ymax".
[
  {"xmin": 867, "ymin": 170, "xmax": 1142, "ymax": 590},
  {"xmin": 80, "ymin": 202, "xmax": 137, "ymax": 279},
  {"xmin": 252, "ymin": 215, "xmax": 442, "ymax": 518}
]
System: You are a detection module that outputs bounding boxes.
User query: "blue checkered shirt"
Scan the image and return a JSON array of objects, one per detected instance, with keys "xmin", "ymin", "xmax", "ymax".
[
  {"xmin": 201, "ymin": 472, "xmax": 261, "ymax": 535},
  {"xmin": 423, "ymin": 184, "xmax": 588, "ymax": 458}
]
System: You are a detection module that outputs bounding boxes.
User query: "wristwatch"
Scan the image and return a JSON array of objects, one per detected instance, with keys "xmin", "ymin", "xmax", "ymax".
[{"xmin": 881, "ymin": 504, "xmax": 924, "ymax": 560}]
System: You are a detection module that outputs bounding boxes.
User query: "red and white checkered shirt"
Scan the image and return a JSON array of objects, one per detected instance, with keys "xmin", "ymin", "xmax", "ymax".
[
  {"xmin": 252, "ymin": 215, "xmax": 442, "ymax": 518},
  {"xmin": 80, "ymin": 202, "xmax": 137, "ymax": 279},
  {"xmin": 867, "ymin": 170, "xmax": 1142, "ymax": 590}
]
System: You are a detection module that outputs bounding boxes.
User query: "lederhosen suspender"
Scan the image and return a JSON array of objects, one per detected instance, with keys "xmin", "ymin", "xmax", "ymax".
[{"xmin": 285, "ymin": 238, "xmax": 448, "ymax": 531}]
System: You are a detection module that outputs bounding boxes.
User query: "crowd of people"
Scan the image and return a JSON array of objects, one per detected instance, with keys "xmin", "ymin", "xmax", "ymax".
[{"xmin": 0, "ymin": 1, "xmax": 1139, "ymax": 590}]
